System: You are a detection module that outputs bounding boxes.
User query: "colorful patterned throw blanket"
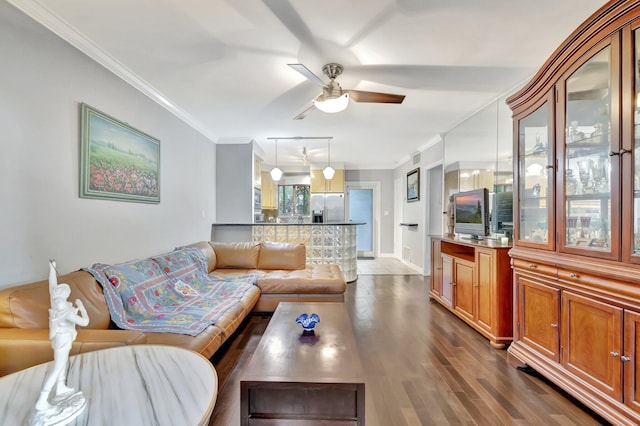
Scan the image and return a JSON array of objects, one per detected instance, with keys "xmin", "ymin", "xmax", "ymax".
[{"xmin": 84, "ymin": 247, "xmax": 258, "ymax": 336}]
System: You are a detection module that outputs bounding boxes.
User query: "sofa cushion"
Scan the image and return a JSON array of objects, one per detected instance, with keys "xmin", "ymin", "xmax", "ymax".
[
  {"xmin": 255, "ymin": 264, "xmax": 346, "ymax": 294},
  {"xmin": 0, "ymin": 270, "xmax": 111, "ymax": 330},
  {"xmin": 183, "ymin": 242, "xmax": 217, "ymax": 272},
  {"xmin": 211, "ymin": 242, "xmax": 260, "ymax": 269},
  {"xmin": 151, "ymin": 248, "xmax": 208, "ymax": 284},
  {"xmin": 258, "ymin": 241, "xmax": 306, "ymax": 270}
]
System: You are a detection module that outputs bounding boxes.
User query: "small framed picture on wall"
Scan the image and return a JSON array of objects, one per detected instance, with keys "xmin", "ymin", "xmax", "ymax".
[{"xmin": 406, "ymin": 168, "xmax": 420, "ymax": 202}]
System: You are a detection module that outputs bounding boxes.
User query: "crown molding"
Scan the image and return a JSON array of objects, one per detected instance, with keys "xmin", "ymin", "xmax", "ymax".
[{"xmin": 8, "ymin": 0, "xmax": 218, "ymax": 142}]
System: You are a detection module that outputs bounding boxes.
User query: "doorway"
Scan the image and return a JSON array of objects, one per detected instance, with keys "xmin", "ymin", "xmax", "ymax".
[{"xmin": 347, "ymin": 182, "xmax": 379, "ymax": 258}]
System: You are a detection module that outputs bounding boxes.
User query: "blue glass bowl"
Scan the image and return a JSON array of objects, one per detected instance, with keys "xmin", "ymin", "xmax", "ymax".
[{"xmin": 295, "ymin": 313, "xmax": 320, "ymax": 331}]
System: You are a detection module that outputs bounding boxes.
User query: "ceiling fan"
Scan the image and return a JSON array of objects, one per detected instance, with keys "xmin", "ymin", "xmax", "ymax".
[{"xmin": 289, "ymin": 63, "xmax": 406, "ymax": 120}]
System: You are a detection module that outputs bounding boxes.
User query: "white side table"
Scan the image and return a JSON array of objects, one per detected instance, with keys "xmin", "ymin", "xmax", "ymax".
[{"xmin": 0, "ymin": 345, "xmax": 217, "ymax": 425}]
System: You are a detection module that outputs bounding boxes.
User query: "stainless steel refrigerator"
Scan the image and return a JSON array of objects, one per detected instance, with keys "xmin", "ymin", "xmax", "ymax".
[{"xmin": 310, "ymin": 193, "xmax": 345, "ymax": 223}]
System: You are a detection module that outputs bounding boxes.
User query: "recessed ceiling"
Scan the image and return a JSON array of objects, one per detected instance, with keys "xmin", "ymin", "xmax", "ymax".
[{"xmin": 9, "ymin": 0, "xmax": 608, "ymax": 169}]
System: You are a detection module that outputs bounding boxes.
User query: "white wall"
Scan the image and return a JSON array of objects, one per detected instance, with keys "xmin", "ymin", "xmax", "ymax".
[
  {"xmin": 216, "ymin": 143, "xmax": 254, "ymax": 223},
  {"xmin": 0, "ymin": 3, "xmax": 216, "ymax": 288},
  {"xmin": 393, "ymin": 142, "xmax": 444, "ymax": 272}
]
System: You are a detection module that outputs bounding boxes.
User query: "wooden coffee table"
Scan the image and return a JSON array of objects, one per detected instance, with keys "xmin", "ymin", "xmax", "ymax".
[{"xmin": 240, "ymin": 302, "xmax": 365, "ymax": 425}]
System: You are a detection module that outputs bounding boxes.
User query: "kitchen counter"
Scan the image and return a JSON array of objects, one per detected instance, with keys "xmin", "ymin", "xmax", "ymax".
[
  {"xmin": 211, "ymin": 223, "xmax": 365, "ymax": 282},
  {"xmin": 213, "ymin": 222, "xmax": 364, "ymax": 226}
]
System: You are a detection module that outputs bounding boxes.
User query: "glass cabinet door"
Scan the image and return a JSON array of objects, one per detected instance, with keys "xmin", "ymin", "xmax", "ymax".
[
  {"xmin": 516, "ymin": 95, "xmax": 554, "ymax": 249},
  {"xmin": 630, "ymin": 29, "xmax": 640, "ymax": 261},
  {"xmin": 561, "ymin": 42, "xmax": 619, "ymax": 259}
]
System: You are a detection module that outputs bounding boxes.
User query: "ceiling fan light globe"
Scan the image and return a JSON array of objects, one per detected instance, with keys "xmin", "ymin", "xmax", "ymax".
[
  {"xmin": 270, "ymin": 167, "xmax": 283, "ymax": 182},
  {"xmin": 313, "ymin": 93, "xmax": 349, "ymax": 113},
  {"xmin": 323, "ymin": 166, "xmax": 336, "ymax": 180}
]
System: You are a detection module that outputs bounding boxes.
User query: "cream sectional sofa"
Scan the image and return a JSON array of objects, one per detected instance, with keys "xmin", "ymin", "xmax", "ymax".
[{"xmin": 0, "ymin": 241, "xmax": 346, "ymax": 376}]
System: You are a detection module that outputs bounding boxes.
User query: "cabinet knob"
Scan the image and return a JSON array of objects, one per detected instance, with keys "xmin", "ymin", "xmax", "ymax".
[
  {"xmin": 621, "ymin": 355, "xmax": 632, "ymax": 362},
  {"xmin": 550, "ymin": 323, "xmax": 558, "ymax": 328},
  {"xmin": 569, "ymin": 273, "xmax": 578, "ymax": 279},
  {"xmin": 528, "ymin": 263, "xmax": 537, "ymax": 269},
  {"xmin": 611, "ymin": 351, "xmax": 620, "ymax": 357}
]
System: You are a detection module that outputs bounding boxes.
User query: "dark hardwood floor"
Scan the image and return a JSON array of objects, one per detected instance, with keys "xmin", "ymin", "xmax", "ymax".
[{"xmin": 208, "ymin": 274, "xmax": 610, "ymax": 425}]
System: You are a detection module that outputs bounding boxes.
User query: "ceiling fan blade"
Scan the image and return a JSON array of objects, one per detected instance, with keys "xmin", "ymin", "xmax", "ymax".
[
  {"xmin": 293, "ymin": 104, "xmax": 317, "ymax": 120},
  {"xmin": 347, "ymin": 90, "xmax": 405, "ymax": 104},
  {"xmin": 288, "ymin": 64, "xmax": 326, "ymax": 87}
]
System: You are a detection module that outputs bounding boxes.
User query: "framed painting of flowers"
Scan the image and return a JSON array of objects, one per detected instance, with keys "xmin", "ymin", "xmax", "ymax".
[{"xmin": 79, "ymin": 103, "xmax": 160, "ymax": 204}]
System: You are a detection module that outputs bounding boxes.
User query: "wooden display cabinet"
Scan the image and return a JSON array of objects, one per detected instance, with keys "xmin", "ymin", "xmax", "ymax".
[
  {"xmin": 507, "ymin": 2, "xmax": 640, "ymax": 423},
  {"xmin": 429, "ymin": 236, "xmax": 513, "ymax": 348}
]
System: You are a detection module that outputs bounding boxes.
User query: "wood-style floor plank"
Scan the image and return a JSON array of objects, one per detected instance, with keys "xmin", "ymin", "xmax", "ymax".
[{"xmin": 209, "ymin": 274, "xmax": 610, "ymax": 425}]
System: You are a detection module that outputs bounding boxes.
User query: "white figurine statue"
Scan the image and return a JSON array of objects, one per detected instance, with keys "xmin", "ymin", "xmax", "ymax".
[{"xmin": 31, "ymin": 260, "xmax": 90, "ymax": 426}]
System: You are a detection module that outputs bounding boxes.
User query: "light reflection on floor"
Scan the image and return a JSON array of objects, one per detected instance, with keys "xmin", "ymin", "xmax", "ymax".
[{"xmin": 356, "ymin": 257, "xmax": 421, "ymax": 275}]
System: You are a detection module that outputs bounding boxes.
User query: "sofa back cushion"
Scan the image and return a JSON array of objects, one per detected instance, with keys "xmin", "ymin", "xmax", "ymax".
[
  {"xmin": 0, "ymin": 270, "xmax": 111, "ymax": 329},
  {"xmin": 258, "ymin": 242, "xmax": 306, "ymax": 270},
  {"xmin": 211, "ymin": 242, "xmax": 260, "ymax": 269},
  {"xmin": 184, "ymin": 242, "xmax": 217, "ymax": 272}
]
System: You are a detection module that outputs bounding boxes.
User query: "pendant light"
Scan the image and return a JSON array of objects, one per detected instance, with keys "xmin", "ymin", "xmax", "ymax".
[
  {"xmin": 323, "ymin": 138, "xmax": 335, "ymax": 180},
  {"xmin": 270, "ymin": 139, "xmax": 283, "ymax": 182}
]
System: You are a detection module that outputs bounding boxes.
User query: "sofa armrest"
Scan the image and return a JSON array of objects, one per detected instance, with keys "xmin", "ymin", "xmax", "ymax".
[{"xmin": 0, "ymin": 328, "xmax": 146, "ymax": 376}]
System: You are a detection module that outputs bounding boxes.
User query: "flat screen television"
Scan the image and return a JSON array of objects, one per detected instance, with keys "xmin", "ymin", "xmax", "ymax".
[
  {"xmin": 453, "ymin": 188, "xmax": 490, "ymax": 239},
  {"xmin": 491, "ymin": 191, "xmax": 513, "ymax": 237}
]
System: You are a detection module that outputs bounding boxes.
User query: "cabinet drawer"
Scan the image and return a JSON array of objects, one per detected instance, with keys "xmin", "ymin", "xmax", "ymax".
[
  {"xmin": 557, "ymin": 268, "xmax": 607, "ymax": 288},
  {"xmin": 512, "ymin": 258, "xmax": 558, "ymax": 277}
]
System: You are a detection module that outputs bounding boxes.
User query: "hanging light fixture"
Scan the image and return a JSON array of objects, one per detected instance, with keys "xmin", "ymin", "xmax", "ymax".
[
  {"xmin": 270, "ymin": 139, "xmax": 283, "ymax": 182},
  {"xmin": 313, "ymin": 92, "xmax": 349, "ymax": 113},
  {"xmin": 323, "ymin": 138, "xmax": 335, "ymax": 180}
]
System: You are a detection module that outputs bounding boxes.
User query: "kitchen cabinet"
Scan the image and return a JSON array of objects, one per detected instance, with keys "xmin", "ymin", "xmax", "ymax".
[
  {"xmin": 310, "ymin": 169, "xmax": 344, "ymax": 193},
  {"xmin": 507, "ymin": 4, "xmax": 640, "ymax": 422},
  {"xmin": 429, "ymin": 237, "xmax": 512, "ymax": 348},
  {"xmin": 260, "ymin": 172, "xmax": 277, "ymax": 209}
]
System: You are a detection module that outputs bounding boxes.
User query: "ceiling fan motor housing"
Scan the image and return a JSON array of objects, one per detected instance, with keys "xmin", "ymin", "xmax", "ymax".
[{"xmin": 322, "ymin": 63, "xmax": 344, "ymax": 80}]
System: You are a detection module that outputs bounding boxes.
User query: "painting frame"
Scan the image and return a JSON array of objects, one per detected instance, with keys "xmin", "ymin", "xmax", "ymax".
[
  {"xmin": 79, "ymin": 103, "xmax": 160, "ymax": 204},
  {"xmin": 406, "ymin": 167, "xmax": 420, "ymax": 202}
]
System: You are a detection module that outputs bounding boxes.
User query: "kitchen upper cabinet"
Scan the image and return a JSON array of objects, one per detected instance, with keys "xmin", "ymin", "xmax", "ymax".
[
  {"xmin": 310, "ymin": 169, "xmax": 344, "ymax": 193},
  {"xmin": 261, "ymin": 172, "xmax": 277, "ymax": 209}
]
